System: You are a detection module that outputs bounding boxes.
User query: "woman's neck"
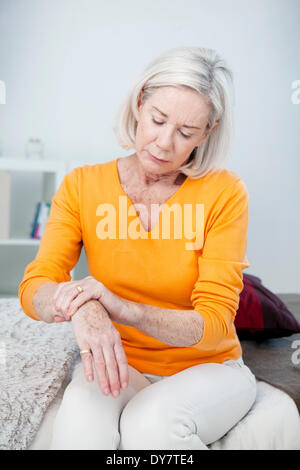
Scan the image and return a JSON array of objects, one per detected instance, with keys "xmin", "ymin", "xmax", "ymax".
[{"xmin": 132, "ymin": 154, "xmax": 187, "ymax": 188}]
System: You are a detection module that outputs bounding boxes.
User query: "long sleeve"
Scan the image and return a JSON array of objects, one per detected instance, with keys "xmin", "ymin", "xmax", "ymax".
[
  {"xmin": 18, "ymin": 158, "xmax": 250, "ymax": 374},
  {"xmin": 18, "ymin": 168, "xmax": 83, "ymax": 321},
  {"xmin": 190, "ymin": 178, "xmax": 250, "ymax": 350}
]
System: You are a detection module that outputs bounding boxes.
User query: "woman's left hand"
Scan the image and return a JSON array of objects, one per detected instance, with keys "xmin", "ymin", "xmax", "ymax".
[
  {"xmin": 53, "ymin": 275, "xmax": 131, "ymax": 324},
  {"xmin": 53, "ymin": 276, "xmax": 106, "ymax": 321}
]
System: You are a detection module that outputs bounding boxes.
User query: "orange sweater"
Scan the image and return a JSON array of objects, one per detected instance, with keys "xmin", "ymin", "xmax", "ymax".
[{"xmin": 19, "ymin": 158, "xmax": 250, "ymax": 376}]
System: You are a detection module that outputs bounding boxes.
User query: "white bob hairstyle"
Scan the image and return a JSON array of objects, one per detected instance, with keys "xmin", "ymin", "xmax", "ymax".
[{"xmin": 113, "ymin": 46, "xmax": 235, "ymax": 179}]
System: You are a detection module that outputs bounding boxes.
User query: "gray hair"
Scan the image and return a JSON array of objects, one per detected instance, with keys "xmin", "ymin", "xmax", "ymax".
[{"xmin": 113, "ymin": 46, "xmax": 235, "ymax": 179}]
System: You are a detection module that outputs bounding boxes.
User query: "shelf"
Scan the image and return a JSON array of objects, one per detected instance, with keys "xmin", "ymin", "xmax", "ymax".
[
  {"xmin": 0, "ymin": 238, "xmax": 40, "ymax": 246},
  {"xmin": 0, "ymin": 157, "xmax": 91, "ymax": 291},
  {"xmin": 0, "ymin": 157, "xmax": 66, "ymax": 173}
]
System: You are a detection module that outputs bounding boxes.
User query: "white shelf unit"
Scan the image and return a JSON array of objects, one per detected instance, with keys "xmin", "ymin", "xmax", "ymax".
[
  {"xmin": 0, "ymin": 158, "xmax": 99, "ymax": 296},
  {"xmin": 0, "ymin": 238, "xmax": 40, "ymax": 246},
  {"xmin": 0, "ymin": 158, "xmax": 69, "ymax": 295},
  {"xmin": 0, "ymin": 157, "xmax": 67, "ymax": 174},
  {"xmin": 0, "ymin": 158, "xmax": 67, "ymax": 244}
]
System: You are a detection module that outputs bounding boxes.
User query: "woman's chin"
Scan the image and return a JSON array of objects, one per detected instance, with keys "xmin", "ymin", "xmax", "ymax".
[{"xmin": 137, "ymin": 153, "xmax": 165, "ymax": 173}]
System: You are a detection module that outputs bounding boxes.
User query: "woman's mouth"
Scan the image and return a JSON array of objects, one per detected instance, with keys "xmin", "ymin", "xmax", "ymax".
[{"xmin": 148, "ymin": 152, "xmax": 168, "ymax": 163}]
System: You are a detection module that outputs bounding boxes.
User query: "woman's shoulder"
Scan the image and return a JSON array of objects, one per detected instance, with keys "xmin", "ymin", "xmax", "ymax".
[
  {"xmin": 58, "ymin": 159, "xmax": 117, "ymax": 199},
  {"xmin": 202, "ymin": 166, "xmax": 244, "ymax": 184},
  {"xmin": 191, "ymin": 167, "xmax": 247, "ymax": 196},
  {"xmin": 66, "ymin": 158, "xmax": 116, "ymax": 183}
]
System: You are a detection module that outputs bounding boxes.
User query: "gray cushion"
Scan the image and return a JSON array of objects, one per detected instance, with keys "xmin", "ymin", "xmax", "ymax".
[{"xmin": 241, "ymin": 294, "xmax": 300, "ymax": 413}]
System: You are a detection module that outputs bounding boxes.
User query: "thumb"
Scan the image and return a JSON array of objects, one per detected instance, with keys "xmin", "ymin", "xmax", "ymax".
[{"xmin": 54, "ymin": 315, "xmax": 67, "ymax": 323}]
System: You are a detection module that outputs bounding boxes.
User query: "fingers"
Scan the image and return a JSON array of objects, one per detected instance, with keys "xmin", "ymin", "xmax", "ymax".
[
  {"xmin": 114, "ymin": 342, "xmax": 129, "ymax": 390},
  {"xmin": 53, "ymin": 278, "xmax": 106, "ymax": 321},
  {"xmin": 53, "ymin": 280, "xmax": 102, "ymax": 319},
  {"xmin": 54, "ymin": 315, "xmax": 67, "ymax": 323},
  {"xmin": 53, "ymin": 282, "xmax": 67, "ymax": 303},
  {"xmin": 60, "ymin": 286, "xmax": 79, "ymax": 314},
  {"xmin": 101, "ymin": 345, "xmax": 121, "ymax": 398},
  {"xmin": 83, "ymin": 341, "xmax": 129, "ymax": 398},
  {"xmin": 91, "ymin": 345, "xmax": 111, "ymax": 395},
  {"xmin": 53, "ymin": 285, "xmax": 80, "ymax": 318},
  {"xmin": 65, "ymin": 291, "xmax": 92, "ymax": 320},
  {"xmin": 72, "ymin": 306, "xmax": 129, "ymax": 398},
  {"xmin": 80, "ymin": 348, "xmax": 94, "ymax": 383}
]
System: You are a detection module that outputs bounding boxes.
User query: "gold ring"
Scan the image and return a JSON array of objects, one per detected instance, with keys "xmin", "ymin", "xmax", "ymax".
[
  {"xmin": 80, "ymin": 349, "xmax": 91, "ymax": 355},
  {"xmin": 76, "ymin": 285, "xmax": 83, "ymax": 293}
]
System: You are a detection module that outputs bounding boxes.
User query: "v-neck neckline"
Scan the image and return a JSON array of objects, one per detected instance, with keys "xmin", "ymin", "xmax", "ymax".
[{"xmin": 113, "ymin": 157, "xmax": 191, "ymax": 235}]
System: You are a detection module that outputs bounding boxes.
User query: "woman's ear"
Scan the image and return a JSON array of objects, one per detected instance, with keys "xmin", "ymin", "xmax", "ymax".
[
  {"xmin": 205, "ymin": 120, "xmax": 220, "ymax": 137},
  {"xmin": 137, "ymin": 88, "xmax": 145, "ymax": 112},
  {"xmin": 197, "ymin": 120, "xmax": 219, "ymax": 146}
]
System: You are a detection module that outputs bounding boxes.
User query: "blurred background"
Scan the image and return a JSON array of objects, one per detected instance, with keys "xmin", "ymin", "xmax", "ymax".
[{"xmin": 0, "ymin": 0, "xmax": 299, "ymax": 295}]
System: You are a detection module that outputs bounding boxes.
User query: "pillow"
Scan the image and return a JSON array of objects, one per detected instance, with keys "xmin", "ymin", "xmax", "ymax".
[{"xmin": 234, "ymin": 273, "xmax": 300, "ymax": 340}]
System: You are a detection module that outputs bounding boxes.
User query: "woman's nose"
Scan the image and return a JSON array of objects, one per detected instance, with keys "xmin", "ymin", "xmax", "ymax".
[{"xmin": 156, "ymin": 127, "xmax": 174, "ymax": 151}]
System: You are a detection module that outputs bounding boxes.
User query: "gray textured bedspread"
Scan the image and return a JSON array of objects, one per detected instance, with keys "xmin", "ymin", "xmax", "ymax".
[
  {"xmin": 0, "ymin": 294, "xmax": 299, "ymax": 450},
  {"xmin": 241, "ymin": 294, "xmax": 300, "ymax": 414},
  {"xmin": 0, "ymin": 298, "xmax": 79, "ymax": 450}
]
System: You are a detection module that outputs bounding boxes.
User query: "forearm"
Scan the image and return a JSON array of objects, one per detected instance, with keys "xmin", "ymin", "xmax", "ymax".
[
  {"xmin": 127, "ymin": 301, "xmax": 204, "ymax": 347},
  {"xmin": 99, "ymin": 289, "xmax": 204, "ymax": 347}
]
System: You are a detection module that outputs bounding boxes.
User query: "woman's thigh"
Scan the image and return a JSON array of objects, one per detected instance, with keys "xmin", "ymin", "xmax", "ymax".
[
  {"xmin": 49, "ymin": 361, "xmax": 151, "ymax": 450},
  {"xmin": 119, "ymin": 360, "xmax": 257, "ymax": 450}
]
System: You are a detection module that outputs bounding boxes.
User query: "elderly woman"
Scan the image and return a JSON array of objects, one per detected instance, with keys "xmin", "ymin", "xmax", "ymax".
[{"xmin": 19, "ymin": 46, "xmax": 256, "ymax": 450}]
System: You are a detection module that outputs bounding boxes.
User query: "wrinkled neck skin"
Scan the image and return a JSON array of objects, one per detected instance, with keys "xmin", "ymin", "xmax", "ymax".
[{"xmin": 132, "ymin": 153, "xmax": 187, "ymax": 188}]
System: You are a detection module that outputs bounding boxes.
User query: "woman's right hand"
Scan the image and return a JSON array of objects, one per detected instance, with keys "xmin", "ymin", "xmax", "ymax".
[{"xmin": 71, "ymin": 300, "xmax": 129, "ymax": 398}]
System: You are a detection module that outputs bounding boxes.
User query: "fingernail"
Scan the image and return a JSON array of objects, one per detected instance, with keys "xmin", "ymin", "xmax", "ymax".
[
  {"xmin": 122, "ymin": 382, "xmax": 127, "ymax": 389},
  {"xmin": 113, "ymin": 390, "xmax": 119, "ymax": 397},
  {"xmin": 87, "ymin": 375, "xmax": 93, "ymax": 382}
]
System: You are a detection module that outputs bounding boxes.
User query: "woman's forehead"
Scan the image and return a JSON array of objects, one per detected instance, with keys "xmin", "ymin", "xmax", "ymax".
[{"xmin": 147, "ymin": 87, "xmax": 211, "ymax": 127}]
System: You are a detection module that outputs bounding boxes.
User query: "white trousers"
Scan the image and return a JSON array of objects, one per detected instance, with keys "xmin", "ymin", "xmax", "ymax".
[{"xmin": 49, "ymin": 356, "xmax": 257, "ymax": 450}]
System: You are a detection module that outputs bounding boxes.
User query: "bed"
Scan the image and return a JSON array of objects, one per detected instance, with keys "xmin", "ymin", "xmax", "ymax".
[
  {"xmin": 28, "ymin": 369, "xmax": 300, "ymax": 451},
  {"xmin": 1, "ymin": 295, "xmax": 300, "ymax": 450}
]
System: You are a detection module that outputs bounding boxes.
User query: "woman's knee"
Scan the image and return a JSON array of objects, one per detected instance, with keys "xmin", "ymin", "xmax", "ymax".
[
  {"xmin": 119, "ymin": 363, "xmax": 258, "ymax": 450},
  {"xmin": 50, "ymin": 363, "xmax": 151, "ymax": 450},
  {"xmin": 50, "ymin": 373, "xmax": 120, "ymax": 449},
  {"xmin": 120, "ymin": 395, "xmax": 166, "ymax": 449},
  {"xmin": 119, "ymin": 388, "xmax": 196, "ymax": 450}
]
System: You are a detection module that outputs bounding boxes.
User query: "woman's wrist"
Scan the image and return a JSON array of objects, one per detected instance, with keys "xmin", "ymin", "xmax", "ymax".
[
  {"xmin": 33, "ymin": 281, "xmax": 60, "ymax": 323},
  {"xmin": 96, "ymin": 287, "xmax": 144, "ymax": 327},
  {"xmin": 72, "ymin": 299, "xmax": 111, "ymax": 325}
]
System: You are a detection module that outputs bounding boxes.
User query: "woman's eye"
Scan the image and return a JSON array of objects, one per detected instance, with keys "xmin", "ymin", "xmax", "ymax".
[
  {"xmin": 152, "ymin": 118, "xmax": 164, "ymax": 125},
  {"xmin": 180, "ymin": 132, "xmax": 191, "ymax": 139},
  {"xmin": 152, "ymin": 118, "xmax": 191, "ymax": 139}
]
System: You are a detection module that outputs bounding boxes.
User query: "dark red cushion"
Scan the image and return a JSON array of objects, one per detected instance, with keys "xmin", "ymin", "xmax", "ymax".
[{"xmin": 235, "ymin": 273, "xmax": 300, "ymax": 340}]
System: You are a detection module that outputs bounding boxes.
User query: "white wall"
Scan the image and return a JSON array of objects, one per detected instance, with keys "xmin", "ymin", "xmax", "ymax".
[{"xmin": 0, "ymin": 0, "xmax": 299, "ymax": 293}]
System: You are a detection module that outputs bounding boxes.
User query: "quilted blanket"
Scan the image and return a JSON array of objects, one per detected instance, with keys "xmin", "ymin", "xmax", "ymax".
[{"xmin": 0, "ymin": 298, "xmax": 79, "ymax": 450}]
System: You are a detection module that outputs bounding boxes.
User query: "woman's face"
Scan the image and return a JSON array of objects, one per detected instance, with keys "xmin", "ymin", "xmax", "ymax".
[{"xmin": 135, "ymin": 86, "xmax": 217, "ymax": 175}]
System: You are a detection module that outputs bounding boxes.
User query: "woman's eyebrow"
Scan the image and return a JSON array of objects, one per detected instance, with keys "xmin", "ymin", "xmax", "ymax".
[{"xmin": 151, "ymin": 105, "xmax": 202, "ymax": 129}]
